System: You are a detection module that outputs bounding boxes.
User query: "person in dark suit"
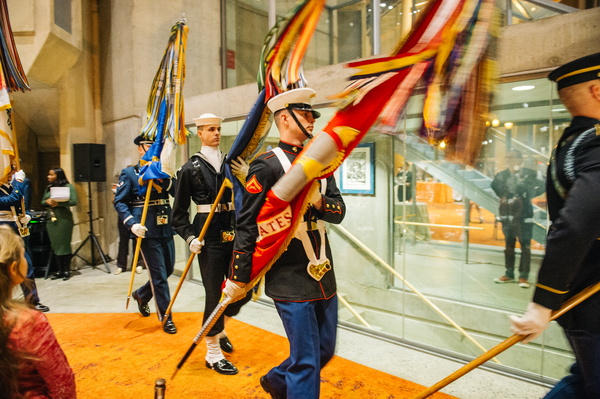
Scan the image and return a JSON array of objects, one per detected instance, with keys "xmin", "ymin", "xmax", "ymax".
[
  {"xmin": 492, "ymin": 149, "xmax": 544, "ymax": 288},
  {"xmin": 113, "ymin": 135, "xmax": 178, "ymax": 334},
  {"xmin": 224, "ymin": 88, "xmax": 346, "ymax": 399},
  {"xmin": 510, "ymin": 52, "xmax": 600, "ymax": 397},
  {"xmin": 172, "ymin": 113, "xmax": 252, "ymax": 375}
]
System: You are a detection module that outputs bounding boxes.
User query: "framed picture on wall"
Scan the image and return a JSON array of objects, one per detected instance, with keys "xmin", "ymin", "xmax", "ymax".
[{"xmin": 339, "ymin": 143, "xmax": 375, "ymax": 195}]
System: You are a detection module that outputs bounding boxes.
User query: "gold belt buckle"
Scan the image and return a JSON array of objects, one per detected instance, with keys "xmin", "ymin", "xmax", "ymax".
[
  {"xmin": 221, "ymin": 230, "xmax": 235, "ymax": 243},
  {"xmin": 156, "ymin": 215, "xmax": 168, "ymax": 225},
  {"xmin": 19, "ymin": 227, "xmax": 30, "ymax": 237},
  {"xmin": 307, "ymin": 258, "xmax": 331, "ymax": 281}
]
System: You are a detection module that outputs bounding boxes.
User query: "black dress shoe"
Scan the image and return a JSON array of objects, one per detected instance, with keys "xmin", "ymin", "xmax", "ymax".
[
  {"xmin": 34, "ymin": 303, "xmax": 50, "ymax": 313},
  {"xmin": 132, "ymin": 291, "xmax": 150, "ymax": 317},
  {"xmin": 220, "ymin": 336, "xmax": 234, "ymax": 353},
  {"xmin": 50, "ymin": 272, "xmax": 64, "ymax": 280},
  {"xmin": 62, "ymin": 273, "xmax": 71, "ymax": 281},
  {"xmin": 205, "ymin": 359, "xmax": 238, "ymax": 375},
  {"xmin": 163, "ymin": 320, "xmax": 177, "ymax": 334},
  {"xmin": 260, "ymin": 375, "xmax": 284, "ymax": 399}
]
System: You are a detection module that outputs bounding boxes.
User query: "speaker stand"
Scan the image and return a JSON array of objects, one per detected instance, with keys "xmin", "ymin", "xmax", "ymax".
[{"xmin": 72, "ymin": 181, "xmax": 111, "ymax": 273}]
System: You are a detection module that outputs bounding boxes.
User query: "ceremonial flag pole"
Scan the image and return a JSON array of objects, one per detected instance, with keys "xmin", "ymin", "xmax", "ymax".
[
  {"xmin": 125, "ymin": 18, "xmax": 191, "ymax": 307},
  {"xmin": 162, "ymin": 179, "xmax": 233, "ymax": 326},
  {"xmin": 411, "ymin": 281, "xmax": 600, "ymax": 399},
  {"xmin": 125, "ymin": 179, "xmax": 153, "ymax": 309},
  {"xmin": 0, "ymin": 0, "xmax": 31, "ymax": 235}
]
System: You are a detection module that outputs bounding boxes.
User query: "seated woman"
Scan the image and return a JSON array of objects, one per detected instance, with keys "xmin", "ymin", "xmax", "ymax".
[
  {"xmin": 41, "ymin": 168, "xmax": 78, "ymax": 281},
  {"xmin": 0, "ymin": 225, "xmax": 76, "ymax": 398}
]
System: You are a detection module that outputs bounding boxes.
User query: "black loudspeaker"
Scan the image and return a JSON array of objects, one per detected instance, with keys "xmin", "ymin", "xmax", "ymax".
[{"xmin": 73, "ymin": 143, "xmax": 106, "ymax": 182}]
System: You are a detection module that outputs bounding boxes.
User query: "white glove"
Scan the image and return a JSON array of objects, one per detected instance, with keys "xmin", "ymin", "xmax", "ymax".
[
  {"xmin": 19, "ymin": 214, "xmax": 31, "ymax": 225},
  {"xmin": 14, "ymin": 170, "xmax": 25, "ymax": 182},
  {"xmin": 223, "ymin": 279, "xmax": 247, "ymax": 303},
  {"xmin": 509, "ymin": 302, "xmax": 553, "ymax": 344},
  {"xmin": 189, "ymin": 238, "xmax": 204, "ymax": 254},
  {"xmin": 131, "ymin": 223, "xmax": 148, "ymax": 238},
  {"xmin": 230, "ymin": 157, "xmax": 249, "ymax": 181}
]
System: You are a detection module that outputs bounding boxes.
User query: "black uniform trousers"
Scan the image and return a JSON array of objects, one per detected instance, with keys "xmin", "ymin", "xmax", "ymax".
[
  {"xmin": 198, "ymin": 239, "xmax": 252, "ymax": 337},
  {"xmin": 136, "ymin": 236, "xmax": 175, "ymax": 321},
  {"xmin": 501, "ymin": 220, "xmax": 533, "ymax": 280},
  {"xmin": 116, "ymin": 218, "xmax": 142, "ymax": 270}
]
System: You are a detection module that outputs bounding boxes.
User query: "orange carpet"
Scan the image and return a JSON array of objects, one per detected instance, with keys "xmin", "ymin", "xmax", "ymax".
[{"xmin": 47, "ymin": 313, "xmax": 457, "ymax": 399}]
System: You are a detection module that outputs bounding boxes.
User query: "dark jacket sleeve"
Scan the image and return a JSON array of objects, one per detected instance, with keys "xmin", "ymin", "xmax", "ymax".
[
  {"xmin": 232, "ymin": 158, "xmax": 279, "ymax": 283},
  {"xmin": 171, "ymin": 165, "xmax": 196, "ymax": 244},
  {"xmin": 312, "ymin": 176, "xmax": 345, "ymax": 224},
  {"xmin": 491, "ymin": 170, "xmax": 507, "ymax": 198},
  {"xmin": 533, "ymin": 137, "xmax": 600, "ymax": 310},
  {"xmin": 0, "ymin": 181, "xmax": 24, "ymax": 206},
  {"xmin": 113, "ymin": 169, "xmax": 135, "ymax": 230}
]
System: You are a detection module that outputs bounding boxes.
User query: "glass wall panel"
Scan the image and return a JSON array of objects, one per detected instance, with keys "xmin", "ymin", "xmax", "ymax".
[
  {"xmin": 225, "ymin": 0, "xmax": 270, "ymax": 88},
  {"xmin": 325, "ymin": 77, "xmax": 572, "ymax": 381}
]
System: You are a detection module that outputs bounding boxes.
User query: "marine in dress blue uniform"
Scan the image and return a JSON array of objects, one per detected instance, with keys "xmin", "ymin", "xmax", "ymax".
[
  {"xmin": 510, "ymin": 52, "xmax": 600, "ymax": 398},
  {"xmin": 113, "ymin": 135, "xmax": 178, "ymax": 334},
  {"xmin": 227, "ymin": 88, "xmax": 346, "ymax": 399}
]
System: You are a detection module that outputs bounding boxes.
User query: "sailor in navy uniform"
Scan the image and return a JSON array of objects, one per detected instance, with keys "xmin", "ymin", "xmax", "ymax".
[
  {"xmin": 510, "ymin": 52, "xmax": 600, "ymax": 397},
  {"xmin": 114, "ymin": 135, "xmax": 178, "ymax": 334},
  {"xmin": 224, "ymin": 88, "xmax": 346, "ymax": 399},
  {"xmin": 171, "ymin": 113, "xmax": 252, "ymax": 375}
]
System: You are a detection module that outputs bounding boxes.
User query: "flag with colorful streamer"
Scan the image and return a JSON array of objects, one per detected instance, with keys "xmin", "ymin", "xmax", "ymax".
[
  {"xmin": 138, "ymin": 20, "xmax": 191, "ymax": 193},
  {"xmin": 0, "ymin": 0, "xmax": 30, "ymax": 183},
  {"xmin": 225, "ymin": 0, "xmax": 326, "ymax": 217},
  {"xmin": 0, "ymin": 0, "xmax": 29, "ymax": 93},
  {"xmin": 244, "ymin": 0, "xmax": 499, "ymax": 285}
]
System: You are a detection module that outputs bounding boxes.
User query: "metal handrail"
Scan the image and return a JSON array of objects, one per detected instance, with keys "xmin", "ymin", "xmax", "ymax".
[
  {"xmin": 338, "ymin": 295, "xmax": 372, "ymax": 329},
  {"xmin": 332, "ymin": 224, "xmax": 501, "ymax": 364},
  {"xmin": 395, "ymin": 220, "xmax": 484, "ymax": 230}
]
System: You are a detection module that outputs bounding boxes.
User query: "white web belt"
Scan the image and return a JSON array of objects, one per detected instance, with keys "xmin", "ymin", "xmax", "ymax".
[{"xmin": 273, "ymin": 147, "xmax": 331, "ymax": 281}]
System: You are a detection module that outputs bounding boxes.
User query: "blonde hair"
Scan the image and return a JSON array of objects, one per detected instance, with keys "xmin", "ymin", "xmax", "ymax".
[{"xmin": 0, "ymin": 225, "xmax": 26, "ymax": 398}]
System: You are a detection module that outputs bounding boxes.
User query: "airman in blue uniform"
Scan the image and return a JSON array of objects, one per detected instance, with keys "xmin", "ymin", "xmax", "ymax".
[{"xmin": 114, "ymin": 135, "xmax": 178, "ymax": 334}]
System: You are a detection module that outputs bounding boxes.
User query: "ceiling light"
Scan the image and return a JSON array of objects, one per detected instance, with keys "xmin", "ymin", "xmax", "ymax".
[
  {"xmin": 381, "ymin": 3, "xmax": 387, "ymax": 6},
  {"xmin": 389, "ymin": 5, "xmax": 393, "ymax": 9},
  {"xmin": 512, "ymin": 85, "xmax": 535, "ymax": 91},
  {"xmin": 439, "ymin": 141, "xmax": 446, "ymax": 148},
  {"xmin": 531, "ymin": 7, "xmax": 536, "ymax": 10},
  {"xmin": 504, "ymin": 122, "xmax": 513, "ymax": 129},
  {"xmin": 492, "ymin": 119, "xmax": 500, "ymax": 127},
  {"xmin": 552, "ymin": 108, "xmax": 566, "ymax": 112},
  {"xmin": 523, "ymin": 103, "xmax": 528, "ymax": 108}
]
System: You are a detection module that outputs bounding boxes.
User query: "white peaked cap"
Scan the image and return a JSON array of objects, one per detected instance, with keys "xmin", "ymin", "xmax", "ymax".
[
  {"xmin": 194, "ymin": 113, "xmax": 223, "ymax": 127},
  {"xmin": 267, "ymin": 87, "xmax": 317, "ymax": 113}
]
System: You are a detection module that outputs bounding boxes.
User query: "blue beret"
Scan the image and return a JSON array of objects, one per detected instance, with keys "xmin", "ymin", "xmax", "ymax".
[{"xmin": 549, "ymin": 52, "xmax": 600, "ymax": 91}]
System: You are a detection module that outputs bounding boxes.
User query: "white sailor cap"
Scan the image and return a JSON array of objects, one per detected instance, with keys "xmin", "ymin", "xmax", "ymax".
[
  {"xmin": 194, "ymin": 113, "xmax": 223, "ymax": 127},
  {"xmin": 267, "ymin": 88, "xmax": 320, "ymax": 118}
]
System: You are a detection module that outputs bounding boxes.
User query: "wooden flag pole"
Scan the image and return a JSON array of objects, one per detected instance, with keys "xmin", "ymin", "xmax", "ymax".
[
  {"xmin": 162, "ymin": 178, "xmax": 233, "ymax": 326},
  {"xmin": 412, "ymin": 280, "xmax": 600, "ymax": 399},
  {"xmin": 126, "ymin": 179, "xmax": 154, "ymax": 309}
]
